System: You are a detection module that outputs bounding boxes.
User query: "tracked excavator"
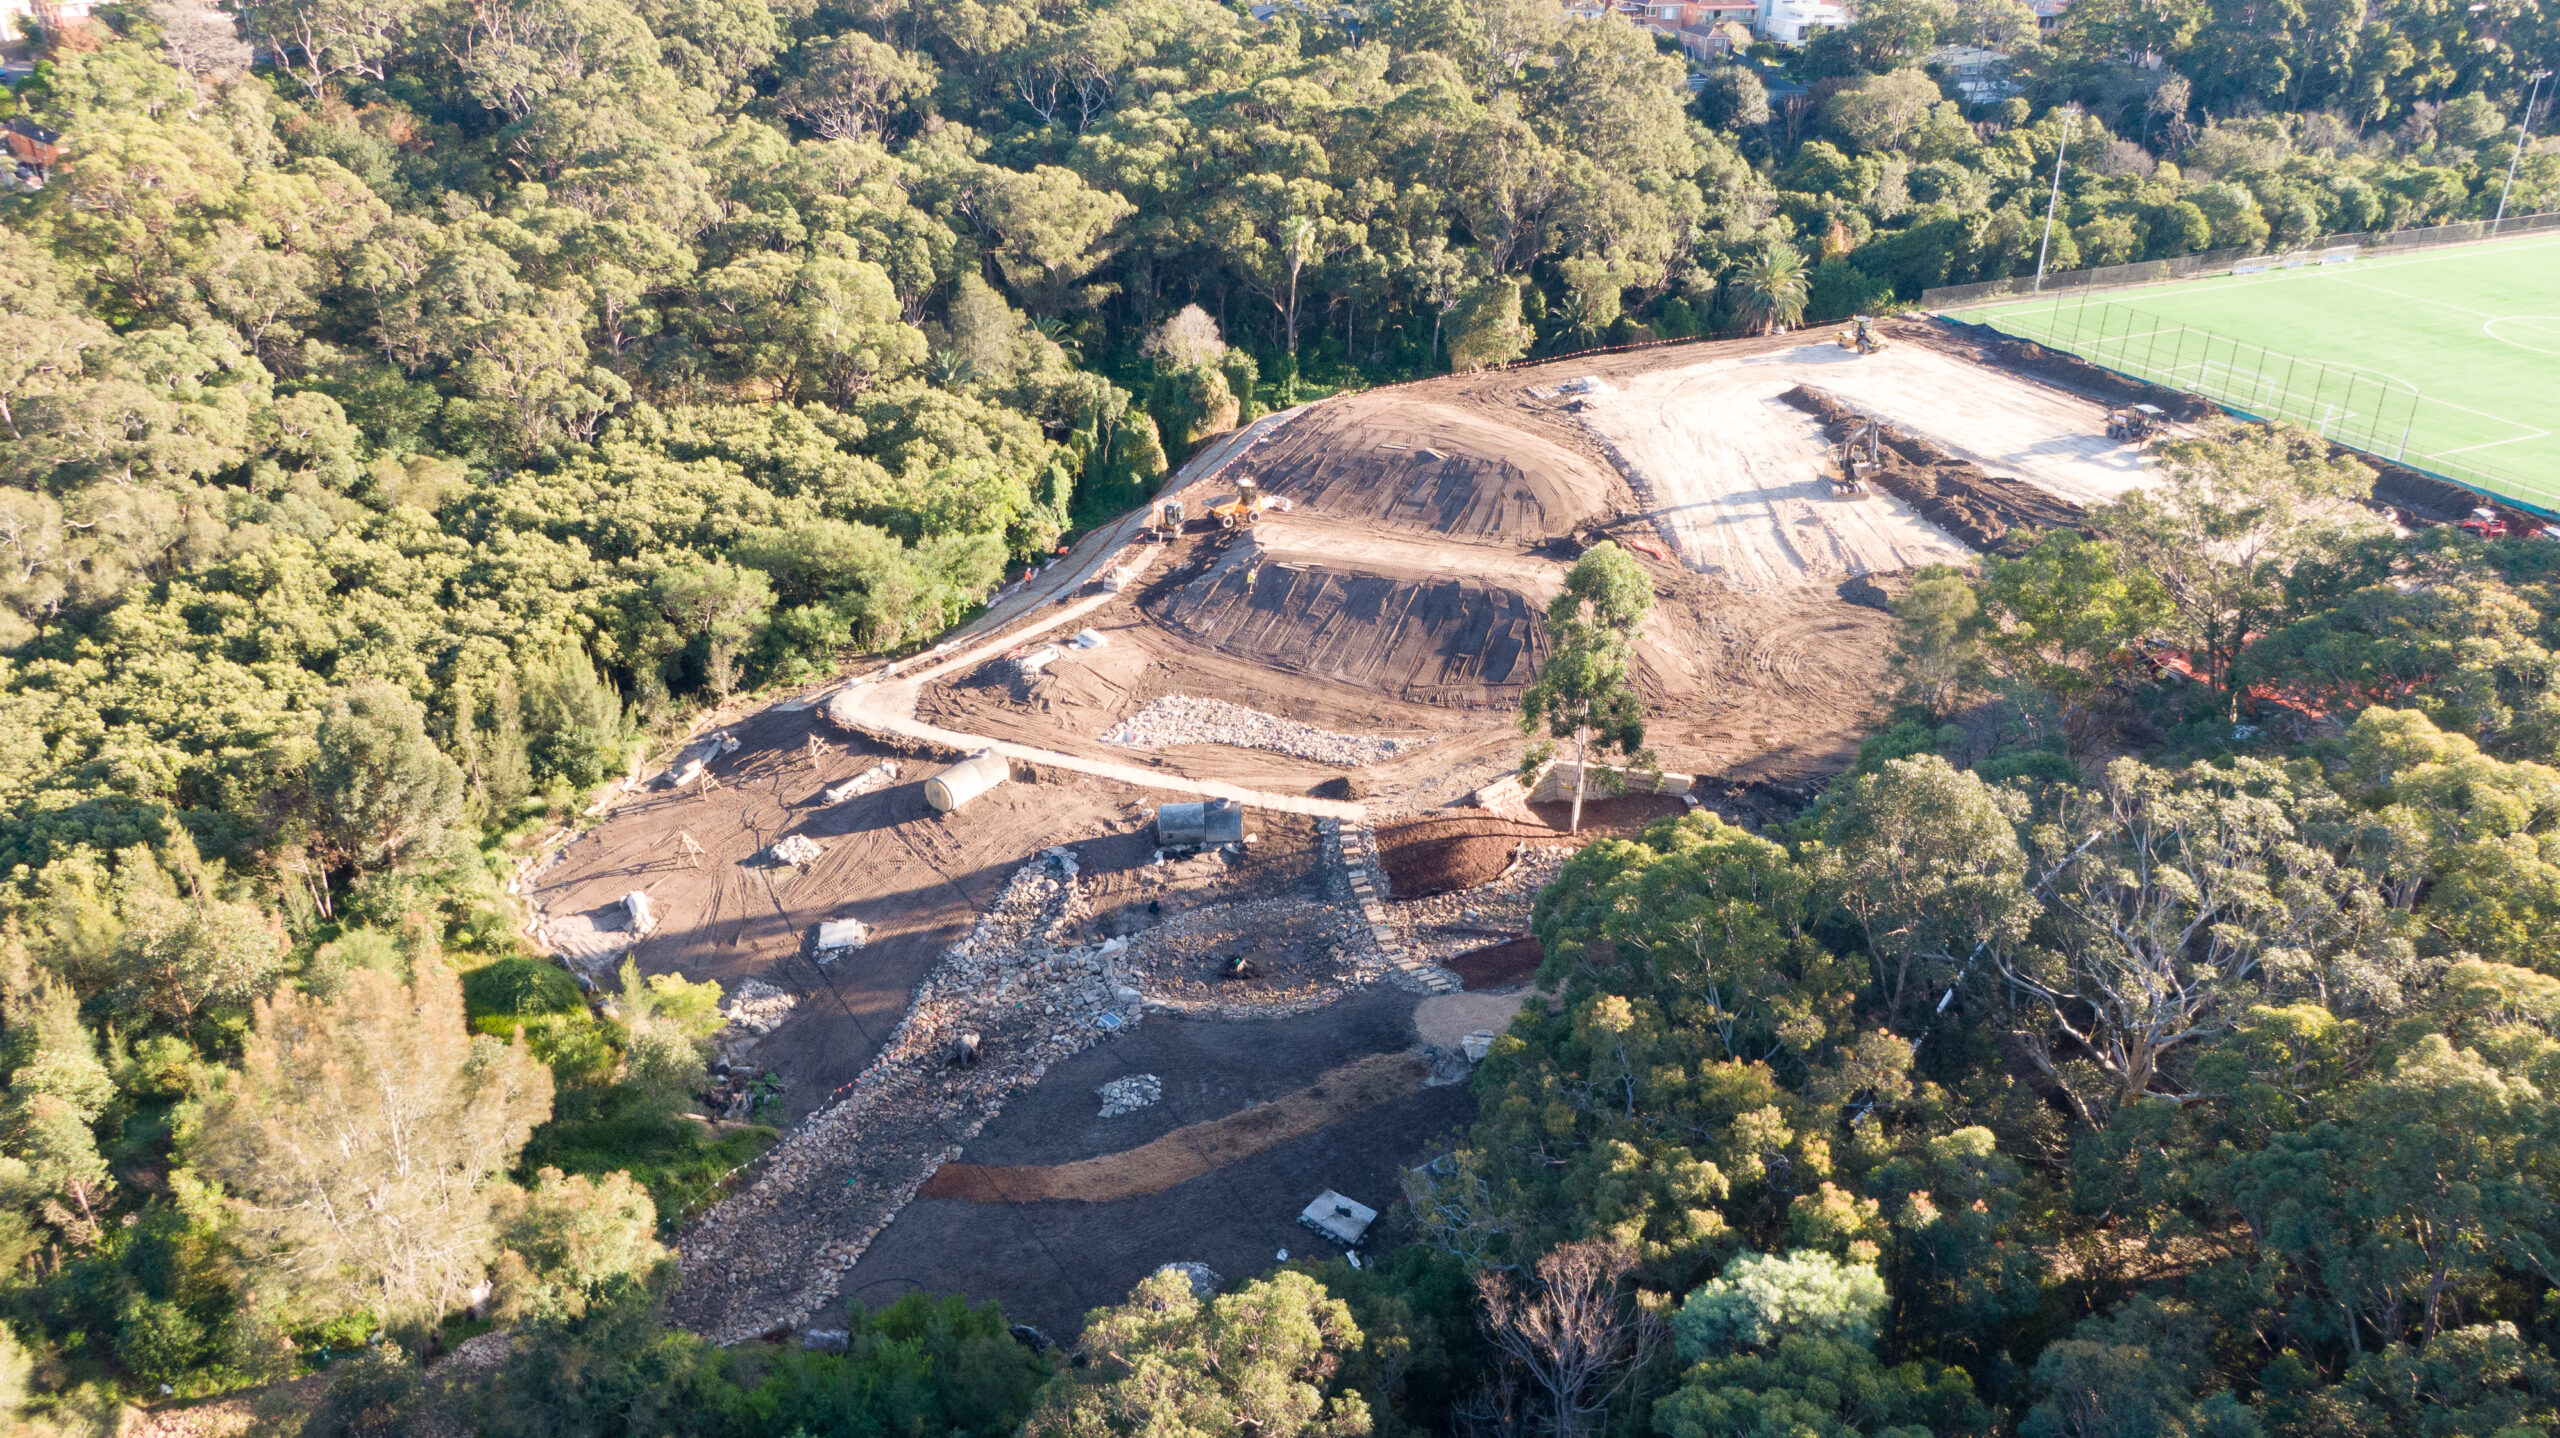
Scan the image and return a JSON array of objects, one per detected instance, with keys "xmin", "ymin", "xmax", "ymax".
[{"xmin": 1833, "ymin": 420, "xmax": 1882, "ymax": 496}]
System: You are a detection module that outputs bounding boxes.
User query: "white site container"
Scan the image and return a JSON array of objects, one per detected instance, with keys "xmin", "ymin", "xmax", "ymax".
[{"xmin": 925, "ymin": 750, "xmax": 1011, "ymax": 812}]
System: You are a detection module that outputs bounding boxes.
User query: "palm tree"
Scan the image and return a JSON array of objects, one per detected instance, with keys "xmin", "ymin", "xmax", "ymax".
[{"xmin": 1736, "ymin": 241, "xmax": 1810, "ymax": 335}]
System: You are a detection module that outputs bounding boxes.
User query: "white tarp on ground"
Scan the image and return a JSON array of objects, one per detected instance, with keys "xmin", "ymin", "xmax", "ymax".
[
  {"xmin": 621, "ymin": 890, "xmax": 657, "ymax": 935},
  {"xmin": 815, "ymin": 918, "xmax": 869, "ymax": 952}
]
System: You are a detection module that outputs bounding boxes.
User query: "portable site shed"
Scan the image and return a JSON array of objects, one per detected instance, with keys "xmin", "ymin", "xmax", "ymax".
[
  {"xmin": 1155, "ymin": 798, "xmax": 1245, "ymax": 847},
  {"xmin": 925, "ymin": 750, "xmax": 1011, "ymax": 812}
]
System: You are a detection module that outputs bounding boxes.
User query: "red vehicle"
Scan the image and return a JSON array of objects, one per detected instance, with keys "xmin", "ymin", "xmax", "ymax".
[{"xmin": 2460, "ymin": 507, "xmax": 2509, "ymax": 539}]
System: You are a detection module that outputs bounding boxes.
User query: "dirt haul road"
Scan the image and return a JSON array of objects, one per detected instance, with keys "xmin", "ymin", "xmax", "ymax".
[{"xmin": 1579, "ymin": 336, "xmax": 2152, "ymax": 588}]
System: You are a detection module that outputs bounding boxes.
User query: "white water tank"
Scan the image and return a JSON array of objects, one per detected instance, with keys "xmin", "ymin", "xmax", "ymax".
[{"xmin": 925, "ymin": 750, "xmax": 1011, "ymax": 812}]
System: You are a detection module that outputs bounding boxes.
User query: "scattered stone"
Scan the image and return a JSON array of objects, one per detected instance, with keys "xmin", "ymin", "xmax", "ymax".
[
  {"xmin": 1097, "ymin": 1074, "xmax": 1162, "ymax": 1117},
  {"xmin": 947, "ymin": 1032, "xmax": 982, "ymax": 1067},
  {"xmin": 1102, "ymin": 695, "xmax": 1409, "ymax": 768},
  {"xmin": 620, "ymin": 891, "xmax": 657, "ymax": 936}
]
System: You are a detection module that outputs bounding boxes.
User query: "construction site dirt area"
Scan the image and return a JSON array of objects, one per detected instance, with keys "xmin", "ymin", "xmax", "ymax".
[
  {"xmin": 1447, "ymin": 937, "xmax": 1547, "ymax": 990},
  {"xmin": 1374, "ymin": 815, "xmax": 1561, "ymax": 898},
  {"xmin": 816, "ymin": 988, "xmax": 1472, "ymax": 1338},
  {"xmin": 525, "ymin": 709, "xmax": 1175, "ymax": 1125},
  {"xmin": 1234, "ymin": 391, "xmax": 1619, "ymax": 540},
  {"xmin": 515, "ymin": 321, "xmax": 2195, "ymax": 1345},
  {"xmin": 1575, "ymin": 329, "xmax": 2152, "ymax": 592}
]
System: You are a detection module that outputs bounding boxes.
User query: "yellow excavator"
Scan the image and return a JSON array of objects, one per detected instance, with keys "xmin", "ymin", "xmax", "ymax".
[
  {"xmin": 1835, "ymin": 315, "xmax": 1886, "ymax": 355},
  {"xmin": 1210, "ymin": 477, "xmax": 1268, "ymax": 530}
]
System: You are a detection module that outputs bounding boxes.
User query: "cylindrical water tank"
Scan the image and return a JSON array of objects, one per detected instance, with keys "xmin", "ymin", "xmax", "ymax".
[
  {"xmin": 1156, "ymin": 798, "xmax": 1245, "ymax": 846},
  {"xmin": 925, "ymin": 750, "xmax": 1011, "ymax": 812}
]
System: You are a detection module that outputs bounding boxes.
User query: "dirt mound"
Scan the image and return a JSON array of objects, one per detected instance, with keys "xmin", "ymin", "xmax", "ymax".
[
  {"xmin": 2368, "ymin": 460, "xmax": 2522, "ymax": 527},
  {"xmin": 1375, "ymin": 815, "xmax": 1557, "ymax": 898},
  {"xmin": 1930, "ymin": 320, "xmax": 2217, "ymax": 422},
  {"xmin": 1783, "ymin": 385, "xmax": 2087, "ymax": 554},
  {"xmin": 1309, "ymin": 775, "xmax": 1365, "ymax": 801},
  {"xmin": 1447, "ymin": 936, "xmax": 1545, "ymax": 990},
  {"xmin": 1239, "ymin": 393, "xmax": 1615, "ymax": 541},
  {"xmin": 1152, "ymin": 541, "xmax": 1548, "ymax": 706}
]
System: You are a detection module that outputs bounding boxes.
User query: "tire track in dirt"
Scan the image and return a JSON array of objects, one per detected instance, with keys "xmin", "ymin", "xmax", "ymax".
[{"xmin": 913, "ymin": 1050, "xmax": 1431, "ymax": 1204}]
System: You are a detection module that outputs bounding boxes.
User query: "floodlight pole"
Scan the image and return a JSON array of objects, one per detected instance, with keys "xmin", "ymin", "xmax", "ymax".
[
  {"xmin": 2497, "ymin": 70, "xmax": 2553, "ymax": 231},
  {"xmin": 2034, "ymin": 107, "xmax": 2076, "ymax": 292}
]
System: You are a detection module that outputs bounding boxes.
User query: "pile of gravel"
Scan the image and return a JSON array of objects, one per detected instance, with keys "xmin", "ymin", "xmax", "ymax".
[
  {"xmin": 1101, "ymin": 695, "xmax": 1407, "ymax": 768},
  {"xmin": 1097, "ymin": 1074, "xmax": 1163, "ymax": 1116},
  {"xmin": 723, "ymin": 979, "xmax": 798, "ymax": 1038}
]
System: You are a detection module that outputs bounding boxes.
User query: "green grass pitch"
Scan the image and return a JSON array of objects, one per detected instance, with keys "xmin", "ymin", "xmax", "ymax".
[{"xmin": 1944, "ymin": 232, "xmax": 2560, "ymax": 511}]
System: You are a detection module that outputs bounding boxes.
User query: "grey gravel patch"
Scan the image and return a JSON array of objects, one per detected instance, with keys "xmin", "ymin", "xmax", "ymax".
[
  {"xmin": 1097, "ymin": 1074, "xmax": 1163, "ymax": 1117},
  {"xmin": 1101, "ymin": 695, "xmax": 1408, "ymax": 767}
]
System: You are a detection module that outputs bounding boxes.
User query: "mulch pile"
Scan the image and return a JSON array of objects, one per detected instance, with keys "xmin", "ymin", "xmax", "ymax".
[
  {"xmin": 1374, "ymin": 816, "xmax": 1557, "ymax": 898},
  {"xmin": 1783, "ymin": 385, "xmax": 2087, "ymax": 554},
  {"xmin": 1446, "ymin": 937, "xmax": 1545, "ymax": 990}
]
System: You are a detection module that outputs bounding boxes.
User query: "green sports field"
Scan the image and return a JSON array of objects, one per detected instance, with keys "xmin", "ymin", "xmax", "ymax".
[{"xmin": 1944, "ymin": 232, "xmax": 2560, "ymax": 511}]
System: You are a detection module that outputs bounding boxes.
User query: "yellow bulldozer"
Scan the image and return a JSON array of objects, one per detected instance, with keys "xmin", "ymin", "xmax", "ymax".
[{"xmin": 1835, "ymin": 315, "xmax": 1886, "ymax": 355}]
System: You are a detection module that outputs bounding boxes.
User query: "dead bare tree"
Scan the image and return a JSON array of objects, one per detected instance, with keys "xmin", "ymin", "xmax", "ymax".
[{"xmin": 1476, "ymin": 1240, "xmax": 1664, "ymax": 1438}]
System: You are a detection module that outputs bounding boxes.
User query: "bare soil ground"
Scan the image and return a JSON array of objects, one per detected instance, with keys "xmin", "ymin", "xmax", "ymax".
[
  {"xmin": 1575, "ymin": 324, "xmax": 2154, "ymax": 591},
  {"xmin": 1375, "ymin": 815, "xmax": 1558, "ymax": 897},
  {"xmin": 916, "ymin": 1049, "xmax": 1432, "ymax": 1202},
  {"xmin": 1447, "ymin": 937, "xmax": 1545, "ymax": 990},
  {"xmin": 817, "ymin": 987, "xmax": 1471, "ymax": 1338},
  {"xmin": 1784, "ymin": 385, "xmax": 2087, "ymax": 552},
  {"xmin": 528, "ymin": 708, "xmax": 1170, "ymax": 1124},
  {"xmin": 1236, "ymin": 392, "xmax": 1620, "ymax": 539}
]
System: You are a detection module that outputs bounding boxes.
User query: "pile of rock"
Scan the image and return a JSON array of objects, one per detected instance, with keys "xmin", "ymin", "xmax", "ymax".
[
  {"xmin": 1097, "ymin": 1074, "xmax": 1162, "ymax": 1116},
  {"xmin": 723, "ymin": 978, "xmax": 798, "ymax": 1039},
  {"xmin": 1101, "ymin": 695, "xmax": 1408, "ymax": 768},
  {"xmin": 766, "ymin": 834, "xmax": 825, "ymax": 866}
]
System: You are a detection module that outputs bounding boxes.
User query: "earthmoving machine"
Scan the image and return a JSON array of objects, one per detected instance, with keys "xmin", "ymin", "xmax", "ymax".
[
  {"xmin": 2461, "ymin": 507, "xmax": 2510, "ymax": 540},
  {"xmin": 1832, "ymin": 420, "xmax": 1882, "ymax": 496},
  {"xmin": 1150, "ymin": 497, "xmax": 1186, "ymax": 539},
  {"xmin": 1210, "ymin": 477, "xmax": 1268, "ymax": 530},
  {"xmin": 1834, "ymin": 315, "xmax": 1886, "ymax": 355},
  {"xmin": 2105, "ymin": 404, "xmax": 2167, "ymax": 442}
]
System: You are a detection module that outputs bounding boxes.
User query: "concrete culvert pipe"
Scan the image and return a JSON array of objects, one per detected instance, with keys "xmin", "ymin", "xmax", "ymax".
[
  {"xmin": 1156, "ymin": 798, "xmax": 1246, "ymax": 847},
  {"xmin": 925, "ymin": 750, "xmax": 1010, "ymax": 812}
]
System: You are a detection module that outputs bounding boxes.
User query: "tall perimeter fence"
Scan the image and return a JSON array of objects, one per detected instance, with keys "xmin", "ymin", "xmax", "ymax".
[{"xmin": 1920, "ymin": 213, "xmax": 2560, "ymax": 510}]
